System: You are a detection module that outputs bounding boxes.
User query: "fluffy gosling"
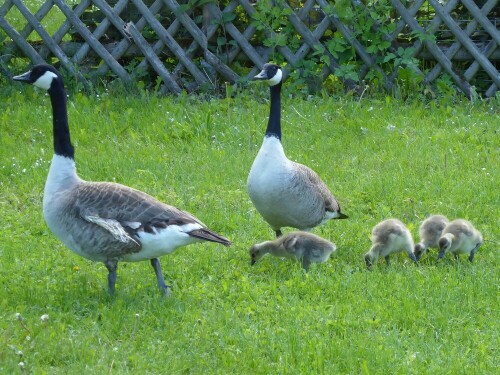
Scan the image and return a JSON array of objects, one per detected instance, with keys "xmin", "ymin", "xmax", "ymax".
[
  {"xmin": 250, "ymin": 231, "xmax": 336, "ymax": 271},
  {"xmin": 365, "ymin": 219, "xmax": 418, "ymax": 268},
  {"xmin": 438, "ymin": 219, "xmax": 482, "ymax": 262},
  {"xmin": 414, "ymin": 214, "xmax": 449, "ymax": 260}
]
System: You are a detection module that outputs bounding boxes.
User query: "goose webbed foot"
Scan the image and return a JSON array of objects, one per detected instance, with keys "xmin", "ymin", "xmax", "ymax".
[
  {"xmin": 105, "ymin": 260, "xmax": 118, "ymax": 295},
  {"xmin": 150, "ymin": 258, "xmax": 171, "ymax": 296}
]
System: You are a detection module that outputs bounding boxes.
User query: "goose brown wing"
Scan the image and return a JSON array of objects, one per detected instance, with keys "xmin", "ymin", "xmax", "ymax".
[
  {"xmin": 74, "ymin": 182, "xmax": 204, "ymax": 228},
  {"xmin": 293, "ymin": 163, "xmax": 341, "ymax": 213}
]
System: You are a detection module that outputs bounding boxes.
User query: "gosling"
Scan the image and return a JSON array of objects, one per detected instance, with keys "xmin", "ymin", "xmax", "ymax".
[
  {"xmin": 438, "ymin": 219, "xmax": 482, "ymax": 262},
  {"xmin": 414, "ymin": 214, "xmax": 449, "ymax": 260},
  {"xmin": 250, "ymin": 231, "xmax": 336, "ymax": 271},
  {"xmin": 365, "ymin": 219, "xmax": 418, "ymax": 268}
]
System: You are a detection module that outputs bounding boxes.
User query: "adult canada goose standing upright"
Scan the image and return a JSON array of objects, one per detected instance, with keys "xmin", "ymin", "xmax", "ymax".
[
  {"xmin": 414, "ymin": 214, "xmax": 449, "ymax": 260},
  {"xmin": 247, "ymin": 63, "xmax": 347, "ymax": 237},
  {"xmin": 438, "ymin": 219, "xmax": 482, "ymax": 262},
  {"xmin": 13, "ymin": 64, "xmax": 231, "ymax": 295}
]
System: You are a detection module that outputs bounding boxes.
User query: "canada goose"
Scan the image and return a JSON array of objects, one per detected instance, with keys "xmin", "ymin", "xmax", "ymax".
[
  {"xmin": 438, "ymin": 219, "xmax": 482, "ymax": 262},
  {"xmin": 13, "ymin": 64, "xmax": 231, "ymax": 295},
  {"xmin": 247, "ymin": 63, "xmax": 347, "ymax": 238},
  {"xmin": 250, "ymin": 231, "xmax": 336, "ymax": 271},
  {"xmin": 364, "ymin": 219, "xmax": 417, "ymax": 268},
  {"xmin": 414, "ymin": 214, "xmax": 449, "ymax": 260}
]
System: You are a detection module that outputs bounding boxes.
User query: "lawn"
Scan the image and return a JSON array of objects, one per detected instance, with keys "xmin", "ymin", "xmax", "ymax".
[{"xmin": 0, "ymin": 78, "xmax": 498, "ymax": 374}]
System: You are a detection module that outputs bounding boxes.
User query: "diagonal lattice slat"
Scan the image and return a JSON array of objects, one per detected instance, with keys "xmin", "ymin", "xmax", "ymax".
[{"xmin": 0, "ymin": 0, "xmax": 498, "ymax": 97}]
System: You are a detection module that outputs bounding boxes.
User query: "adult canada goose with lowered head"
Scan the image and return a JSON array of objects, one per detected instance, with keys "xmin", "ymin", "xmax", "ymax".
[
  {"xmin": 414, "ymin": 214, "xmax": 449, "ymax": 260},
  {"xmin": 247, "ymin": 63, "xmax": 348, "ymax": 238},
  {"xmin": 13, "ymin": 64, "xmax": 231, "ymax": 295},
  {"xmin": 438, "ymin": 219, "xmax": 482, "ymax": 262},
  {"xmin": 250, "ymin": 231, "xmax": 336, "ymax": 271},
  {"xmin": 364, "ymin": 219, "xmax": 418, "ymax": 269}
]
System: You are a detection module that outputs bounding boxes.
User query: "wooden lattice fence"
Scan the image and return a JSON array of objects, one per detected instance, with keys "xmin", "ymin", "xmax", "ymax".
[{"xmin": 0, "ymin": 0, "xmax": 499, "ymax": 97}]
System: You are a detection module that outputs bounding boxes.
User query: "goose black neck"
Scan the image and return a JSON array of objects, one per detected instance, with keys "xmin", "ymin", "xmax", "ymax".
[
  {"xmin": 48, "ymin": 79, "xmax": 74, "ymax": 159},
  {"xmin": 265, "ymin": 82, "xmax": 281, "ymax": 140}
]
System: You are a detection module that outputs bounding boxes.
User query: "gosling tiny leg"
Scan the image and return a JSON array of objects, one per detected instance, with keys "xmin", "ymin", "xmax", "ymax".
[
  {"xmin": 385, "ymin": 256, "xmax": 390, "ymax": 266},
  {"xmin": 468, "ymin": 243, "xmax": 481, "ymax": 263}
]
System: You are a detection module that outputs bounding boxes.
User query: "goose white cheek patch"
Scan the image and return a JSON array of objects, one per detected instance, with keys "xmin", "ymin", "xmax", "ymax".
[
  {"xmin": 34, "ymin": 71, "xmax": 58, "ymax": 90},
  {"xmin": 268, "ymin": 69, "xmax": 283, "ymax": 86}
]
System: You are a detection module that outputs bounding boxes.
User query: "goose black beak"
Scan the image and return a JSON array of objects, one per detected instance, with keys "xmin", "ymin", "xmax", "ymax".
[
  {"xmin": 438, "ymin": 251, "xmax": 445, "ymax": 259},
  {"xmin": 250, "ymin": 259, "xmax": 256, "ymax": 266},
  {"xmin": 253, "ymin": 71, "xmax": 267, "ymax": 80},
  {"xmin": 13, "ymin": 70, "xmax": 32, "ymax": 83}
]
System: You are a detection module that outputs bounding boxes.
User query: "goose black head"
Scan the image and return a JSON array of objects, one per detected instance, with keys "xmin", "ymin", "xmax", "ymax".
[
  {"xmin": 254, "ymin": 63, "xmax": 283, "ymax": 86},
  {"xmin": 13, "ymin": 64, "xmax": 61, "ymax": 91}
]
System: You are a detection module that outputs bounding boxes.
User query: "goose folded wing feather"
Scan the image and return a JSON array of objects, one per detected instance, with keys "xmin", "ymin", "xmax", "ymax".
[
  {"xmin": 293, "ymin": 164, "xmax": 340, "ymax": 212},
  {"xmin": 75, "ymin": 183, "xmax": 204, "ymax": 239}
]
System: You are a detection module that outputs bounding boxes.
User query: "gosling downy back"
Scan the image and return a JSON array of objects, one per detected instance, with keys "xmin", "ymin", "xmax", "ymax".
[
  {"xmin": 365, "ymin": 219, "xmax": 417, "ymax": 268},
  {"xmin": 414, "ymin": 215, "xmax": 449, "ymax": 260},
  {"xmin": 250, "ymin": 231, "xmax": 336, "ymax": 270},
  {"xmin": 247, "ymin": 63, "xmax": 347, "ymax": 238},
  {"xmin": 13, "ymin": 64, "xmax": 231, "ymax": 295},
  {"xmin": 438, "ymin": 219, "xmax": 482, "ymax": 262}
]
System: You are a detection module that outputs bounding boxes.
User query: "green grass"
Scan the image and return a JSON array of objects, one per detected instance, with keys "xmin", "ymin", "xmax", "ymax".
[{"xmin": 0, "ymin": 83, "xmax": 499, "ymax": 374}]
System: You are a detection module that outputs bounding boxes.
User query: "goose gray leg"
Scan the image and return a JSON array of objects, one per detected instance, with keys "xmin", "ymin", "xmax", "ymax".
[
  {"xmin": 385, "ymin": 256, "xmax": 391, "ymax": 266},
  {"xmin": 468, "ymin": 243, "xmax": 481, "ymax": 262},
  {"xmin": 104, "ymin": 259, "xmax": 118, "ymax": 295},
  {"xmin": 150, "ymin": 258, "xmax": 171, "ymax": 296},
  {"xmin": 364, "ymin": 254, "xmax": 373, "ymax": 270}
]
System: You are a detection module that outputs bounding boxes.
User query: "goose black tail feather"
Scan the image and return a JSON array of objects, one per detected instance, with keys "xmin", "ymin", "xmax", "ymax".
[{"xmin": 189, "ymin": 229, "xmax": 232, "ymax": 247}]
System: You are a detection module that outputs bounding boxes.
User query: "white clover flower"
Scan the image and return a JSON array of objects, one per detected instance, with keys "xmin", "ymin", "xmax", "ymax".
[
  {"xmin": 19, "ymin": 361, "xmax": 25, "ymax": 368},
  {"xmin": 40, "ymin": 314, "xmax": 49, "ymax": 323},
  {"xmin": 15, "ymin": 313, "xmax": 23, "ymax": 321}
]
